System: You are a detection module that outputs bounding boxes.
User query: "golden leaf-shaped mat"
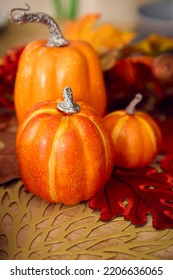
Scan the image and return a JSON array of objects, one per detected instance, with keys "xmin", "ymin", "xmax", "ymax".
[{"xmin": 0, "ymin": 180, "xmax": 173, "ymax": 260}]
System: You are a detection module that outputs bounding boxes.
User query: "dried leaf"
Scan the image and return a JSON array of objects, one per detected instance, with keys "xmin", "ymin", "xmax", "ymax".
[
  {"xmin": 64, "ymin": 14, "xmax": 136, "ymax": 54},
  {"xmin": 0, "ymin": 130, "xmax": 20, "ymax": 184},
  {"xmin": 90, "ymin": 167, "xmax": 173, "ymax": 229},
  {"xmin": 0, "ymin": 111, "xmax": 16, "ymax": 131},
  {"xmin": 100, "ymin": 50, "xmax": 120, "ymax": 71}
]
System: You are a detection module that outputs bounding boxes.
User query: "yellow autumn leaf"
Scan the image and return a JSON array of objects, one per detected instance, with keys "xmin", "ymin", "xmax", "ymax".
[
  {"xmin": 63, "ymin": 14, "xmax": 136, "ymax": 54},
  {"xmin": 135, "ymin": 34, "xmax": 173, "ymax": 55}
]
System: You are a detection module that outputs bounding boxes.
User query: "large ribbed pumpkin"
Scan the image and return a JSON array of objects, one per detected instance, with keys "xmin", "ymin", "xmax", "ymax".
[
  {"xmin": 16, "ymin": 87, "xmax": 114, "ymax": 205},
  {"xmin": 10, "ymin": 5, "xmax": 107, "ymax": 122},
  {"xmin": 104, "ymin": 94, "xmax": 162, "ymax": 169}
]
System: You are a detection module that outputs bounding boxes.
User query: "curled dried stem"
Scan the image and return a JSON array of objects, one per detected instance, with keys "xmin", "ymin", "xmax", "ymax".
[
  {"xmin": 125, "ymin": 93, "xmax": 143, "ymax": 115},
  {"xmin": 9, "ymin": 3, "xmax": 68, "ymax": 47}
]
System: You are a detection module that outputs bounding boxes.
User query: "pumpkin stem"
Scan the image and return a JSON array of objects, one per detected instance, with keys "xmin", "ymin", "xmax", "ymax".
[
  {"xmin": 57, "ymin": 87, "xmax": 80, "ymax": 115},
  {"xmin": 9, "ymin": 4, "xmax": 68, "ymax": 47},
  {"xmin": 125, "ymin": 93, "xmax": 143, "ymax": 115}
]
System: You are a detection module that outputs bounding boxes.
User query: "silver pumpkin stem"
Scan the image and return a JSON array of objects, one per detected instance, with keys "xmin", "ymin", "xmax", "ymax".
[
  {"xmin": 57, "ymin": 87, "xmax": 80, "ymax": 115},
  {"xmin": 125, "ymin": 93, "xmax": 143, "ymax": 115},
  {"xmin": 9, "ymin": 3, "xmax": 68, "ymax": 47}
]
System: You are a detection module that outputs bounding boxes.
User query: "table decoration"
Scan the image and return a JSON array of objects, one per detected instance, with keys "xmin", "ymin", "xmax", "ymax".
[
  {"xmin": 103, "ymin": 94, "xmax": 162, "ymax": 169},
  {"xmin": 9, "ymin": 5, "xmax": 106, "ymax": 122},
  {"xmin": 15, "ymin": 87, "xmax": 114, "ymax": 205},
  {"xmin": 1, "ymin": 7, "xmax": 173, "ymax": 260}
]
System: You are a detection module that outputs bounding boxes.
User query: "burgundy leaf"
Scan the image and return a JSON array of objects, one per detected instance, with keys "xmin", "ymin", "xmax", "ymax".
[{"xmin": 90, "ymin": 167, "xmax": 173, "ymax": 229}]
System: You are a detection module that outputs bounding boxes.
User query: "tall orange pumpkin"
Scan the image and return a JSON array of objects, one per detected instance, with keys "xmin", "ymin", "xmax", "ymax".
[
  {"xmin": 10, "ymin": 5, "xmax": 107, "ymax": 122},
  {"xmin": 104, "ymin": 94, "xmax": 162, "ymax": 169},
  {"xmin": 16, "ymin": 87, "xmax": 114, "ymax": 205}
]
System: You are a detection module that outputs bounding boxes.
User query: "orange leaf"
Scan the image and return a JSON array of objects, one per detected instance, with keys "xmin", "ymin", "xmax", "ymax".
[{"xmin": 64, "ymin": 14, "xmax": 136, "ymax": 54}]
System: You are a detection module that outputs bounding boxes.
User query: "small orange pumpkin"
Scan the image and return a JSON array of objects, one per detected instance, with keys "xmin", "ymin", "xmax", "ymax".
[
  {"xmin": 10, "ymin": 5, "xmax": 107, "ymax": 122},
  {"xmin": 104, "ymin": 94, "xmax": 162, "ymax": 169},
  {"xmin": 16, "ymin": 87, "xmax": 114, "ymax": 205}
]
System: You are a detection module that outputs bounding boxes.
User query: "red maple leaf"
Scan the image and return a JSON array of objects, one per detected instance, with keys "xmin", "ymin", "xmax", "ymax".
[{"xmin": 90, "ymin": 167, "xmax": 173, "ymax": 229}]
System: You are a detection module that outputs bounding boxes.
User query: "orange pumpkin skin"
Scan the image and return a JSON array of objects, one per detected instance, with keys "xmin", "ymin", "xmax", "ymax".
[
  {"xmin": 104, "ymin": 110, "xmax": 162, "ymax": 169},
  {"xmin": 9, "ymin": 7, "xmax": 107, "ymax": 122},
  {"xmin": 14, "ymin": 39, "xmax": 107, "ymax": 122},
  {"xmin": 16, "ymin": 99, "xmax": 114, "ymax": 205}
]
